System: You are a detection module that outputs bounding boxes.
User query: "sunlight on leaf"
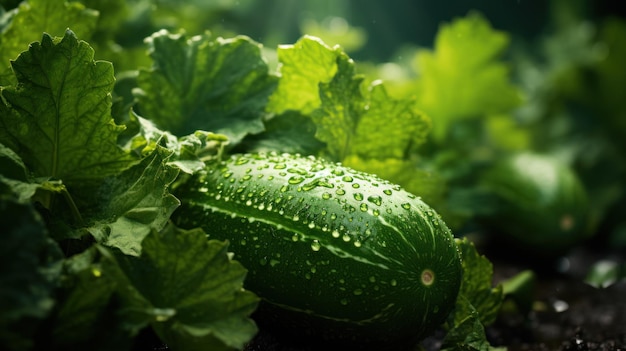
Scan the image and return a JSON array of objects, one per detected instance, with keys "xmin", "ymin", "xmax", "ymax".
[
  {"xmin": 267, "ymin": 35, "xmax": 340, "ymax": 115},
  {"xmin": 415, "ymin": 12, "xmax": 522, "ymax": 142},
  {"xmin": 0, "ymin": 30, "xmax": 135, "ymax": 187},
  {"xmin": 0, "ymin": 0, "xmax": 97, "ymax": 85}
]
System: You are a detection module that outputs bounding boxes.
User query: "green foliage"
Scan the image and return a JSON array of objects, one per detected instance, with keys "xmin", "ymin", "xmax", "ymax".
[
  {"xmin": 415, "ymin": 12, "xmax": 523, "ymax": 142},
  {"xmin": 0, "ymin": 31, "xmax": 135, "ymax": 188},
  {"xmin": 134, "ymin": 30, "xmax": 278, "ymax": 144},
  {"xmin": 443, "ymin": 238, "xmax": 504, "ymax": 351},
  {"xmin": 0, "ymin": 196, "xmax": 62, "ymax": 351},
  {"xmin": 0, "ymin": 0, "xmax": 97, "ymax": 85},
  {"xmin": 2, "ymin": 1, "xmax": 624, "ymax": 349},
  {"xmin": 105, "ymin": 225, "xmax": 259, "ymax": 350}
]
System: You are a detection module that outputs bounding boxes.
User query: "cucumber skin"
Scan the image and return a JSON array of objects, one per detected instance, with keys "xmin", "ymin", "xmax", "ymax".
[{"xmin": 173, "ymin": 152, "xmax": 461, "ymax": 346}]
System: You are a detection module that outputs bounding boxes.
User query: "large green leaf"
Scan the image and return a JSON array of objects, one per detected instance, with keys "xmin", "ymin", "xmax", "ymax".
[
  {"xmin": 134, "ymin": 30, "xmax": 278, "ymax": 145},
  {"xmin": 105, "ymin": 224, "xmax": 259, "ymax": 351},
  {"xmin": 0, "ymin": 30, "xmax": 135, "ymax": 187},
  {"xmin": 415, "ymin": 12, "xmax": 522, "ymax": 141},
  {"xmin": 0, "ymin": 0, "xmax": 98, "ymax": 85}
]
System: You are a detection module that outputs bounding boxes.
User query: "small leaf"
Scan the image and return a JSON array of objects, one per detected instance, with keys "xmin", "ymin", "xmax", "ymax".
[
  {"xmin": 0, "ymin": 30, "xmax": 135, "ymax": 188},
  {"xmin": 236, "ymin": 111, "xmax": 325, "ymax": 155},
  {"xmin": 453, "ymin": 238, "xmax": 503, "ymax": 326},
  {"xmin": 134, "ymin": 30, "xmax": 278, "ymax": 146},
  {"xmin": 86, "ymin": 145, "xmax": 180, "ymax": 255},
  {"xmin": 104, "ymin": 224, "xmax": 259, "ymax": 350}
]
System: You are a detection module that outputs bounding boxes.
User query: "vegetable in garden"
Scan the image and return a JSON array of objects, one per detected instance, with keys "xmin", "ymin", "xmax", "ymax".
[{"xmin": 173, "ymin": 152, "xmax": 462, "ymax": 348}]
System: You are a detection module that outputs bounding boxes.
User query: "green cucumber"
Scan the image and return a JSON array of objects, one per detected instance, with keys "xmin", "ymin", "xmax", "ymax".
[
  {"xmin": 481, "ymin": 152, "xmax": 590, "ymax": 255},
  {"xmin": 173, "ymin": 152, "xmax": 461, "ymax": 347}
]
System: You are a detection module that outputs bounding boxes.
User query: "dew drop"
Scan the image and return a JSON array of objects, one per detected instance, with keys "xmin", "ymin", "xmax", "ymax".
[
  {"xmin": 288, "ymin": 176, "xmax": 305, "ymax": 184},
  {"xmin": 352, "ymin": 183, "xmax": 360, "ymax": 189},
  {"xmin": 335, "ymin": 189, "xmax": 346, "ymax": 196},
  {"xmin": 292, "ymin": 215, "xmax": 300, "ymax": 222},
  {"xmin": 291, "ymin": 234, "xmax": 299, "ymax": 242},
  {"xmin": 390, "ymin": 279, "xmax": 398, "ymax": 287},
  {"xmin": 342, "ymin": 234, "xmax": 351, "ymax": 242},
  {"xmin": 322, "ymin": 192, "xmax": 332, "ymax": 200},
  {"xmin": 242, "ymin": 174, "xmax": 252, "ymax": 181},
  {"xmin": 360, "ymin": 203, "xmax": 368, "ymax": 212},
  {"xmin": 311, "ymin": 240, "xmax": 321, "ymax": 251},
  {"xmin": 305, "ymin": 273, "xmax": 312, "ymax": 280},
  {"xmin": 340, "ymin": 298, "xmax": 348, "ymax": 305},
  {"xmin": 259, "ymin": 257, "xmax": 268, "ymax": 266},
  {"xmin": 274, "ymin": 163, "xmax": 286, "ymax": 169},
  {"xmin": 353, "ymin": 289, "xmax": 363, "ymax": 296},
  {"xmin": 240, "ymin": 239, "xmax": 247, "ymax": 245},
  {"xmin": 383, "ymin": 189, "xmax": 392, "ymax": 196},
  {"xmin": 369, "ymin": 276, "xmax": 376, "ymax": 283},
  {"xmin": 342, "ymin": 175, "xmax": 353, "ymax": 182},
  {"xmin": 308, "ymin": 222, "xmax": 315, "ymax": 229},
  {"xmin": 353, "ymin": 193, "xmax": 364, "ymax": 201},
  {"xmin": 235, "ymin": 158, "xmax": 249, "ymax": 165},
  {"xmin": 354, "ymin": 241, "xmax": 362, "ymax": 248},
  {"xmin": 331, "ymin": 230, "xmax": 340, "ymax": 238},
  {"xmin": 367, "ymin": 195, "xmax": 382, "ymax": 206},
  {"xmin": 401, "ymin": 203, "xmax": 411, "ymax": 210}
]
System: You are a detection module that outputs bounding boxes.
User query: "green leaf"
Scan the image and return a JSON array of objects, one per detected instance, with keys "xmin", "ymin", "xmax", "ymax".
[
  {"xmin": 86, "ymin": 145, "xmax": 180, "ymax": 256},
  {"xmin": 104, "ymin": 224, "xmax": 259, "ymax": 350},
  {"xmin": 415, "ymin": 12, "xmax": 522, "ymax": 141},
  {"xmin": 134, "ymin": 30, "xmax": 278, "ymax": 145},
  {"xmin": 0, "ymin": 196, "xmax": 63, "ymax": 351},
  {"xmin": 267, "ymin": 35, "xmax": 339, "ymax": 115},
  {"xmin": 48, "ymin": 247, "xmax": 131, "ymax": 351},
  {"xmin": 351, "ymin": 82, "xmax": 431, "ymax": 159},
  {"xmin": 0, "ymin": 142, "xmax": 40, "ymax": 201},
  {"xmin": 0, "ymin": 30, "xmax": 135, "ymax": 188},
  {"xmin": 442, "ymin": 298, "xmax": 506, "ymax": 351},
  {"xmin": 453, "ymin": 238, "xmax": 503, "ymax": 326},
  {"xmin": 236, "ymin": 111, "xmax": 325, "ymax": 155},
  {"xmin": 310, "ymin": 52, "xmax": 365, "ymax": 161},
  {"xmin": 0, "ymin": 0, "xmax": 98, "ymax": 85}
]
